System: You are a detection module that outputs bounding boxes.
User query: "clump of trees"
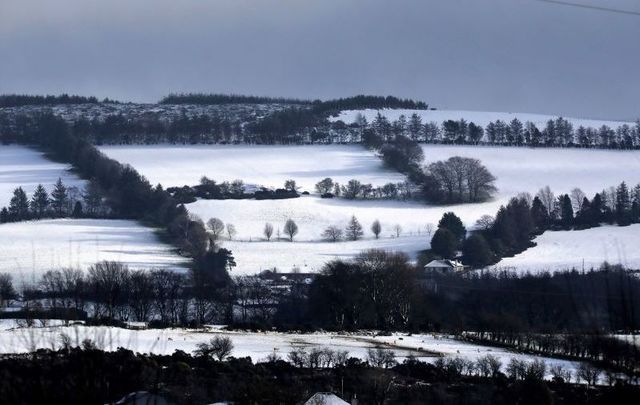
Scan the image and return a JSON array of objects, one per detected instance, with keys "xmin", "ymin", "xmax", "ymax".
[
  {"xmin": 0, "ymin": 178, "xmax": 109, "ymax": 223},
  {"xmin": 423, "ymin": 157, "xmax": 497, "ymax": 204}
]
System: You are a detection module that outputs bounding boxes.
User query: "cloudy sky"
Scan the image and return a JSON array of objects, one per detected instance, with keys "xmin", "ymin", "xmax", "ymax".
[{"xmin": 1, "ymin": 0, "xmax": 638, "ymax": 119}]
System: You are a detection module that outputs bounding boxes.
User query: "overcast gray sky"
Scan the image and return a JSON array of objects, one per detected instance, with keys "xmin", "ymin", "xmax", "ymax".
[{"xmin": 1, "ymin": 0, "xmax": 638, "ymax": 119}]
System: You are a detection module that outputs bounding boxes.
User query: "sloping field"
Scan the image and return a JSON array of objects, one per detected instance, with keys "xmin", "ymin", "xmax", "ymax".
[
  {"xmin": 0, "ymin": 219, "xmax": 189, "ymax": 283},
  {"xmin": 0, "ymin": 145, "xmax": 85, "ymax": 206},
  {"xmin": 494, "ymin": 224, "xmax": 640, "ymax": 273},
  {"xmin": 99, "ymin": 144, "xmax": 404, "ymax": 190},
  {"xmin": 332, "ymin": 108, "xmax": 633, "ymax": 129}
]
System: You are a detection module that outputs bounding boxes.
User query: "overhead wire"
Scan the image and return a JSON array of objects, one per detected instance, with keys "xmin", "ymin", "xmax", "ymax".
[{"xmin": 530, "ymin": 0, "xmax": 640, "ymax": 16}]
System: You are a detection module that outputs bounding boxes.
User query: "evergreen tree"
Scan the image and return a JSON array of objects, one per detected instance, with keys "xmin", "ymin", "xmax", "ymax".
[
  {"xmin": 437, "ymin": 212, "xmax": 466, "ymax": 245},
  {"xmin": 371, "ymin": 219, "xmax": 382, "ymax": 239},
  {"xmin": 615, "ymin": 182, "xmax": 631, "ymax": 225},
  {"xmin": 50, "ymin": 178, "xmax": 69, "ymax": 217},
  {"xmin": 431, "ymin": 228, "xmax": 458, "ymax": 259},
  {"xmin": 0, "ymin": 207, "xmax": 8, "ymax": 223},
  {"xmin": 9, "ymin": 187, "xmax": 30, "ymax": 220},
  {"xmin": 530, "ymin": 196, "xmax": 550, "ymax": 232},
  {"xmin": 72, "ymin": 201, "xmax": 83, "ymax": 218},
  {"xmin": 345, "ymin": 215, "xmax": 364, "ymax": 241},
  {"xmin": 408, "ymin": 113, "xmax": 423, "ymax": 141},
  {"xmin": 30, "ymin": 184, "xmax": 49, "ymax": 218},
  {"xmin": 463, "ymin": 233, "xmax": 494, "ymax": 267},
  {"xmin": 559, "ymin": 194, "xmax": 574, "ymax": 228}
]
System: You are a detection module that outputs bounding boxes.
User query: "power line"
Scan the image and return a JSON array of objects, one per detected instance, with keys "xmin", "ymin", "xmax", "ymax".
[{"xmin": 531, "ymin": 0, "xmax": 640, "ymax": 16}]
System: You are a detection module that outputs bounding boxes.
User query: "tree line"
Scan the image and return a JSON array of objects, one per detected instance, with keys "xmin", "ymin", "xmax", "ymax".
[
  {"xmin": 360, "ymin": 112, "xmax": 640, "ymax": 149},
  {"xmin": 159, "ymin": 93, "xmax": 310, "ymax": 105},
  {"xmin": 0, "ymin": 94, "xmax": 101, "ymax": 108},
  {"xmin": 0, "ymin": 178, "xmax": 110, "ymax": 223}
]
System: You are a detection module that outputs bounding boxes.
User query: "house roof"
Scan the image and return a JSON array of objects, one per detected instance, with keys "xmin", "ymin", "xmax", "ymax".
[
  {"xmin": 304, "ymin": 392, "xmax": 349, "ymax": 405},
  {"xmin": 424, "ymin": 259, "xmax": 464, "ymax": 269}
]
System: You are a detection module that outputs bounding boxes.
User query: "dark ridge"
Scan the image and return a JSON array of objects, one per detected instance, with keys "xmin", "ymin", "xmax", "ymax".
[
  {"xmin": 159, "ymin": 93, "xmax": 311, "ymax": 105},
  {"xmin": 0, "ymin": 94, "xmax": 102, "ymax": 108}
]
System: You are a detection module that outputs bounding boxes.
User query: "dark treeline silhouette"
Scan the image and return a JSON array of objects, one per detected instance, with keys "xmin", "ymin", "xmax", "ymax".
[
  {"xmin": 0, "ymin": 94, "xmax": 100, "ymax": 107},
  {"xmin": 359, "ymin": 112, "xmax": 640, "ymax": 149},
  {"xmin": 159, "ymin": 92, "xmax": 310, "ymax": 105},
  {"xmin": 1, "ymin": 346, "xmax": 637, "ymax": 405},
  {"xmin": 167, "ymin": 177, "xmax": 300, "ymax": 204}
]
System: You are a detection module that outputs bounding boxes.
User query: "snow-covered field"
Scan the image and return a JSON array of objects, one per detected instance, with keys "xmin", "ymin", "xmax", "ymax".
[
  {"xmin": 0, "ymin": 322, "xmax": 584, "ymax": 380},
  {"xmin": 494, "ymin": 224, "xmax": 640, "ymax": 272},
  {"xmin": 0, "ymin": 145, "xmax": 85, "ymax": 206},
  {"xmin": 185, "ymin": 145, "xmax": 640, "ymax": 273},
  {"xmin": 99, "ymin": 144, "xmax": 404, "ymax": 190},
  {"xmin": 222, "ymin": 234, "xmax": 426, "ymax": 274},
  {"xmin": 332, "ymin": 108, "xmax": 633, "ymax": 129},
  {"xmin": 0, "ymin": 219, "xmax": 189, "ymax": 283}
]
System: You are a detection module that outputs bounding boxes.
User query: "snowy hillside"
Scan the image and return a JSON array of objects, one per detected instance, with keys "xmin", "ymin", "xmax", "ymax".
[
  {"xmin": 331, "ymin": 108, "xmax": 633, "ymax": 129},
  {"xmin": 0, "ymin": 145, "xmax": 85, "ymax": 206},
  {"xmin": 493, "ymin": 224, "xmax": 640, "ymax": 273},
  {"xmin": 99, "ymin": 144, "xmax": 404, "ymax": 190},
  {"xmin": 0, "ymin": 219, "xmax": 189, "ymax": 283}
]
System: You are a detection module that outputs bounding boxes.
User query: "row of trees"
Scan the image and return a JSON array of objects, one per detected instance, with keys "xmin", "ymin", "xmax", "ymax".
[
  {"xmin": 315, "ymin": 177, "xmax": 415, "ymax": 200},
  {"xmin": 0, "ymin": 94, "xmax": 100, "ymax": 108},
  {"xmin": 360, "ymin": 112, "xmax": 640, "ymax": 149},
  {"xmin": 0, "ymin": 179, "xmax": 109, "ymax": 223}
]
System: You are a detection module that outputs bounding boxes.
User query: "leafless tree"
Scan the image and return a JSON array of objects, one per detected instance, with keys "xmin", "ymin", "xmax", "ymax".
[
  {"xmin": 207, "ymin": 217, "xmax": 225, "ymax": 241},
  {"xmin": 322, "ymin": 225, "xmax": 343, "ymax": 242},
  {"xmin": 570, "ymin": 187, "xmax": 586, "ymax": 211},
  {"xmin": 475, "ymin": 215, "xmax": 495, "ymax": 231},
  {"xmin": 263, "ymin": 222, "xmax": 274, "ymax": 241},
  {"xmin": 393, "ymin": 224, "xmax": 402, "ymax": 237},
  {"xmin": 195, "ymin": 336, "xmax": 234, "ymax": 361},
  {"xmin": 536, "ymin": 186, "xmax": 555, "ymax": 216},
  {"xmin": 226, "ymin": 223, "xmax": 237, "ymax": 240},
  {"xmin": 284, "ymin": 219, "xmax": 298, "ymax": 241},
  {"xmin": 371, "ymin": 219, "xmax": 382, "ymax": 239},
  {"xmin": 425, "ymin": 223, "xmax": 435, "ymax": 237}
]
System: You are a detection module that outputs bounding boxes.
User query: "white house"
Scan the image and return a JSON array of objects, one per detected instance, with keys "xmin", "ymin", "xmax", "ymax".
[{"xmin": 424, "ymin": 259, "xmax": 466, "ymax": 273}]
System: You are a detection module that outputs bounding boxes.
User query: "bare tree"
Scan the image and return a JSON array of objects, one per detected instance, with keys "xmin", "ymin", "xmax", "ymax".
[
  {"xmin": 195, "ymin": 336, "xmax": 234, "ymax": 361},
  {"xmin": 207, "ymin": 217, "xmax": 225, "ymax": 241},
  {"xmin": 570, "ymin": 187, "xmax": 586, "ymax": 211},
  {"xmin": 322, "ymin": 225, "xmax": 343, "ymax": 242},
  {"xmin": 371, "ymin": 219, "xmax": 382, "ymax": 239},
  {"xmin": 536, "ymin": 186, "xmax": 555, "ymax": 216},
  {"xmin": 393, "ymin": 224, "xmax": 402, "ymax": 237},
  {"xmin": 425, "ymin": 223, "xmax": 435, "ymax": 237},
  {"xmin": 284, "ymin": 179, "xmax": 298, "ymax": 192},
  {"xmin": 263, "ymin": 222, "xmax": 274, "ymax": 241},
  {"xmin": 366, "ymin": 348, "xmax": 397, "ymax": 368},
  {"xmin": 226, "ymin": 223, "xmax": 237, "ymax": 240},
  {"xmin": 284, "ymin": 219, "xmax": 298, "ymax": 241},
  {"xmin": 475, "ymin": 215, "xmax": 495, "ymax": 230}
]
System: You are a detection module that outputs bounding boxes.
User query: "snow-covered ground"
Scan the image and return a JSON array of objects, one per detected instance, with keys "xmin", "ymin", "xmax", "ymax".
[
  {"xmin": 0, "ymin": 219, "xmax": 189, "ymax": 283},
  {"xmin": 0, "ymin": 145, "xmax": 85, "ymax": 206},
  {"xmin": 222, "ymin": 234, "xmax": 426, "ymax": 274},
  {"xmin": 99, "ymin": 144, "xmax": 404, "ymax": 190},
  {"xmin": 331, "ymin": 108, "xmax": 633, "ymax": 129},
  {"xmin": 0, "ymin": 322, "xmax": 584, "ymax": 380},
  {"xmin": 494, "ymin": 224, "xmax": 640, "ymax": 273}
]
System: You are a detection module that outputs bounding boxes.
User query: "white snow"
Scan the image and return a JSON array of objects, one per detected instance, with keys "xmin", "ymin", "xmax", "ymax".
[
  {"xmin": 0, "ymin": 219, "xmax": 189, "ymax": 283},
  {"xmin": 222, "ymin": 235, "xmax": 427, "ymax": 275},
  {"xmin": 99, "ymin": 144, "xmax": 404, "ymax": 190},
  {"xmin": 0, "ymin": 323, "xmax": 584, "ymax": 379},
  {"xmin": 0, "ymin": 144, "xmax": 85, "ymax": 206},
  {"xmin": 493, "ymin": 224, "xmax": 640, "ymax": 272},
  {"xmin": 331, "ymin": 108, "xmax": 633, "ymax": 130}
]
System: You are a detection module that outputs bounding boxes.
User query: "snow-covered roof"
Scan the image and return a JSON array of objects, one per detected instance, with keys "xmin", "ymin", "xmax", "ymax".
[
  {"xmin": 304, "ymin": 392, "xmax": 349, "ymax": 405},
  {"xmin": 424, "ymin": 259, "xmax": 464, "ymax": 269}
]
